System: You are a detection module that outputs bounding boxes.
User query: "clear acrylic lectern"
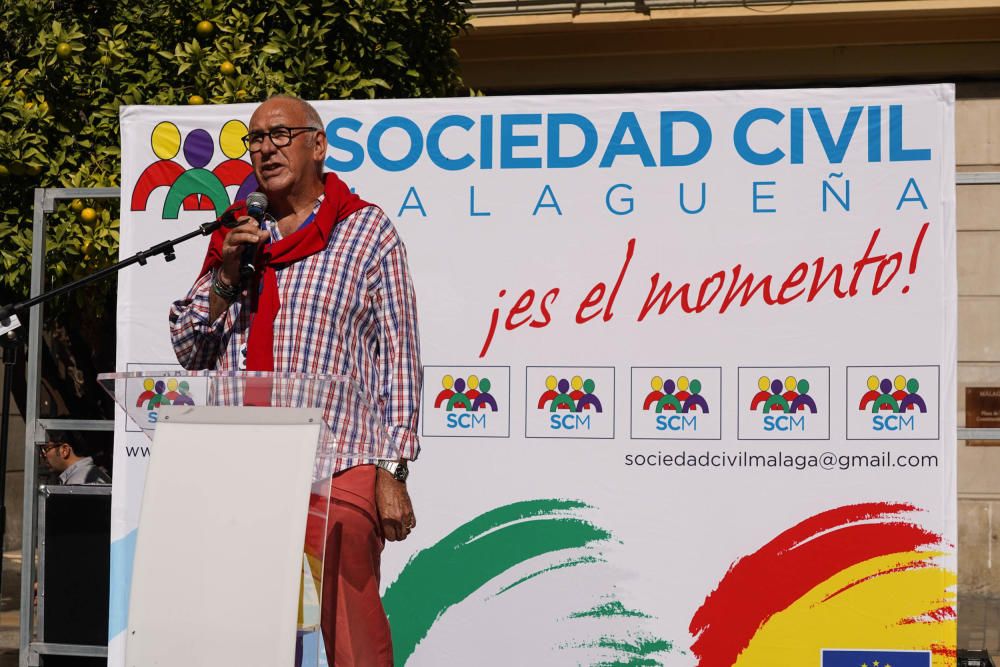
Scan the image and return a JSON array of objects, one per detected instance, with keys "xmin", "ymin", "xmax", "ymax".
[{"xmin": 99, "ymin": 370, "xmax": 393, "ymax": 667}]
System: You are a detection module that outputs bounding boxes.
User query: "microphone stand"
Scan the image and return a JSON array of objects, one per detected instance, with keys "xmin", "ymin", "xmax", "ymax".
[{"xmin": 0, "ymin": 216, "xmax": 227, "ymax": 594}]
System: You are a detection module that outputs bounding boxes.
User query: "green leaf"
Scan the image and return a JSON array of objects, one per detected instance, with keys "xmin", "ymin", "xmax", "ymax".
[{"xmin": 0, "ymin": 0, "xmax": 469, "ymax": 314}]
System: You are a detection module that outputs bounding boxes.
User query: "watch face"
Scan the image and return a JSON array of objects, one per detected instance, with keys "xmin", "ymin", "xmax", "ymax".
[{"xmin": 395, "ymin": 462, "xmax": 409, "ymax": 482}]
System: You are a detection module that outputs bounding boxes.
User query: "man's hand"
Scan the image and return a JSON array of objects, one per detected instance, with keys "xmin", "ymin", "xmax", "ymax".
[
  {"xmin": 375, "ymin": 467, "xmax": 416, "ymax": 541},
  {"xmin": 208, "ymin": 217, "xmax": 269, "ymax": 321},
  {"xmin": 220, "ymin": 217, "xmax": 269, "ymax": 285}
]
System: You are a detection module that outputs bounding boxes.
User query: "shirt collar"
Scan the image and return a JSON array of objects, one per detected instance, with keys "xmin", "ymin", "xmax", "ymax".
[
  {"xmin": 59, "ymin": 457, "xmax": 93, "ymax": 484},
  {"xmin": 266, "ymin": 195, "xmax": 325, "ymax": 242}
]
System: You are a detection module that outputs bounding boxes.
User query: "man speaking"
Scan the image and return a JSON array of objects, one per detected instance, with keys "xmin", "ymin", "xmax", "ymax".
[{"xmin": 169, "ymin": 95, "xmax": 422, "ymax": 666}]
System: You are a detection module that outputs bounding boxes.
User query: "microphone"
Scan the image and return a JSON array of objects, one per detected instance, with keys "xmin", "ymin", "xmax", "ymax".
[{"xmin": 239, "ymin": 192, "xmax": 269, "ymax": 280}]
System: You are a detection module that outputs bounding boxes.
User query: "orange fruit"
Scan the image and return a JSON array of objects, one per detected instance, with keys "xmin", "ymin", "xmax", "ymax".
[
  {"xmin": 70, "ymin": 199, "xmax": 84, "ymax": 212},
  {"xmin": 80, "ymin": 208, "xmax": 98, "ymax": 224},
  {"xmin": 196, "ymin": 20, "xmax": 214, "ymax": 37},
  {"xmin": 56, "ymin": 43, "xmax": 72, "ymax": 59},
  {"xmin": 220, "ymin": 61, "xmax": 235, "ymax": 76},
  {"xmin": 188, "ymin": 95, "xmax": 205, "ymax": 105}
]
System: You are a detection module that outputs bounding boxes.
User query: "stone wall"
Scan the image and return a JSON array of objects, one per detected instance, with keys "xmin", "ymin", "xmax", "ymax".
[{"xmin": 957, "ymin": 94, "xmax": 1000, "ymax": 594}]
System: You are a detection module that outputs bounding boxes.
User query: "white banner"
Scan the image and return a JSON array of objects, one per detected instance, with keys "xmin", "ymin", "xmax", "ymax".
[{"xmin": 117, "ymin": 85, "xmax": 956, "ymax": 666}]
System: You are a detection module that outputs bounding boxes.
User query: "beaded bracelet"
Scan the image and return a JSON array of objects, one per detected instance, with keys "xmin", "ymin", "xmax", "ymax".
[{"xmin": 211, "ymin": 273, "xmax": 240, "ymax": 302}]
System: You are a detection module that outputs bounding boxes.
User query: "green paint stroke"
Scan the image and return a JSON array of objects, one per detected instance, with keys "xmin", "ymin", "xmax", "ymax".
[
  {"xmin": 593, "ymin": 658, "xmax": 661, "ymax": 667},
  {"xmin": 569, "ymin": 600, "xmax": 653, "ymax": 620},
  {"xmin": 383, "ymin": 499, "xmax": 612, "ymax": 665},
  {"xmin": 496, "ymin": 554, "xmax": 606, "ymax": 596},
  {"xmin": 590, "ymin": 636, "xmax": 673, "ymax": 656},
  {"xmin": 568, "ymin": 633, "xmax": 674, "ymax": 667}
]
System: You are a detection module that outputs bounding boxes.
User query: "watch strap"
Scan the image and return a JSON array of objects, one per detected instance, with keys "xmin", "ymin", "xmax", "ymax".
[{"xmin": 376, "ymin": 459, "xmax": 408, "ymax": 482}]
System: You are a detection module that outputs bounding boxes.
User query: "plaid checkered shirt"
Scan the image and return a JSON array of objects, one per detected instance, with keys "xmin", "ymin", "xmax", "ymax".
[{"xmin": 168, "ymin": 204, "xmax": 421, "ymax": 473}]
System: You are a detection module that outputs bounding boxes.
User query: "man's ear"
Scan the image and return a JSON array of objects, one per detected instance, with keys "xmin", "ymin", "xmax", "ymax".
[{"xmin": 313, "ymin": 130, "xmax": 327, "ymax": 162}]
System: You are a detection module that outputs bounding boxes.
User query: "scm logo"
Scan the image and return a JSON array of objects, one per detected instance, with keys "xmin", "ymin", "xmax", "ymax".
[
  {"xmin": 750, "ymin": 376, "xmax": 818, "ymax": 414},
  {"xmin": 551, "ymin": 414, "xmax": 592, "ymax": 430},
  {"xmin": 538, "ymin": 375, "xmax": 603, "ymax": 432},
  {"xmin": 859, "ymin": 374, "xmax": 927, "ymax": 432},
  {"xmin": 750, "ymin": 375, "xmax": 817, "ymax": 432},
  {"xmin": 763, "ymin": 415, "xmax": 807, "ymax": 432},
  {"xmin": 738, "ymin": 367, "xmax": 829, "ymax": 441},
  {"xmin": 872, "ymin": 414, "xmax": 916, "ymax": 431},
  {"xmin": 434, "ymin": 374, "xmax": 498, "ymax": 431},
  {"xmin": 657, "ymin": 414, "xmax": 698, "ymax": 431},
  {"xmin": 137, "ymin": 378, "xmax": 196, "ymax": 424},
  {"xmin": 642, "ymin": 375, "xmax": 709, "ymax": 432}
]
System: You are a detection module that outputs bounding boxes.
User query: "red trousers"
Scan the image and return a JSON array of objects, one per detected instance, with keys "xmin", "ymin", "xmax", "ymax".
[{"xmin": 319, "ymin": 465, "xmax": 393, "ymax": 666}]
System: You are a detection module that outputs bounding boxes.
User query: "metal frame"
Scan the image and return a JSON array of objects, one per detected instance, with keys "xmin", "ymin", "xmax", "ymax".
[
  {"xmin": 20, "ymin": 187, "xmax": 119, "ymax": 667},
  {"xmin": 14, "ymin": 173, "xmax": 1000, "ymax": 665},
  {"xmin": 27, "ymin": 644, "xmax": 108, "ymax": 663}
]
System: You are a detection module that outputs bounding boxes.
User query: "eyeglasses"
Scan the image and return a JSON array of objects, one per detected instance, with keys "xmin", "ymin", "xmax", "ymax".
[
  {"xmin": 37, "ymin": 443, "xmax": 60, "ymax": 459},
  {"xmin": 241, "ymin": 126, "xmax": 321, "ymax": 151}
]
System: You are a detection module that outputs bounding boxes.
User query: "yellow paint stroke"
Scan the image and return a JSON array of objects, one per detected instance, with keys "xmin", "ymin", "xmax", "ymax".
[{"xmin": 733, "ymin": 551, "xmax": 956, "ymax": 667}]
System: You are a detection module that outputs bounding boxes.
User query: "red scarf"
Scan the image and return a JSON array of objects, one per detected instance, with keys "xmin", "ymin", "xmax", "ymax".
[{"xmin": 200, "ymin": 173, "xmax": 371, "ymax": 372}]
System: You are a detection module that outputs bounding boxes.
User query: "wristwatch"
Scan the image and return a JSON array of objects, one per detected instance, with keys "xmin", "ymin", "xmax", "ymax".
[{"xmin": 376, "ymin": 459, "xmax": 409, "ymax": 483}]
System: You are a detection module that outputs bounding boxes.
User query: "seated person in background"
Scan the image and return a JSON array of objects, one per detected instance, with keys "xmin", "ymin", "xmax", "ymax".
[{"xmin": 39, "ymin": 430, "xmax": 111, "ymax": 485}]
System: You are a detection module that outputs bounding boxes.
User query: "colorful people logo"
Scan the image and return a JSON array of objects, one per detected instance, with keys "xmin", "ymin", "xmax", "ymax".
[
  {"xmin": 435, "ymin": 375, "xmax": 498, "ymax": 412},
  {"xmin": 131, "ymin": 119, "xmax": 258, "ymax": 218},
  {"xmin": 643, "ymin": 376, "xmax": 709, "ymax": 413},
  {"xmin": 537, "ymin": 375, "xmax": 603, "ymax": 413},
  {"xmin": 750, "ymin": 376, "xmax": 817, "ymax": 414},
  {"xmin": 859, "ymin": 375, "xmax": 927, "ymax": 413},
  {"xmin": 135, "ymin": 378, "xmax": 195, "ymax": 410}
]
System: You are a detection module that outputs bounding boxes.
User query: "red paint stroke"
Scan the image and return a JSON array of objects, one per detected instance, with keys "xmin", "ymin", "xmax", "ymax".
[
  {"xmin": 899, "ymin": 606, "xmax": 957, "ymax": 625},
  {"xmin": 689, "ymin": 502, "xmax": 944, "ymax": 667},
  {"xmin": 821, "ymin": 559, "xmax": 934, "ymax": 603},
  {"xmin": 930, "ymin": 643, "xmax": 957, "ymax": 661}
]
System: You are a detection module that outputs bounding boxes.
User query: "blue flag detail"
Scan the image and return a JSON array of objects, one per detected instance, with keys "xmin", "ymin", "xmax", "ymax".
[{"xmin": 821, "ymin": 649, "xmax": 931, "ymax": 667}]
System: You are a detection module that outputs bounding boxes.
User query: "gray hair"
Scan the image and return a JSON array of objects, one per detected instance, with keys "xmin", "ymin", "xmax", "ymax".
[{"xmin": 265, "ymin": 94, "xmax": 324, "ymax": 131}]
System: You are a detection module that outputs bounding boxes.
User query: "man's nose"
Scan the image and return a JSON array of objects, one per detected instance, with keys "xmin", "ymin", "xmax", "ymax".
[{"xmin": 258, "ymin": 136, "xmax": 279, "ymax": 156}]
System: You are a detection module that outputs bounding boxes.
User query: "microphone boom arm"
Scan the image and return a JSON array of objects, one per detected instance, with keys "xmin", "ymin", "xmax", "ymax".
[{"xmin": 0, "ymin": 216, "xmax": 226, "ymax": 335}]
